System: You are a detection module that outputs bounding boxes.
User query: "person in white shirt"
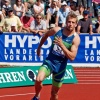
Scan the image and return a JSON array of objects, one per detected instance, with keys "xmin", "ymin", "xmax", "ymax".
[
  {"xmin": 13, "ymin": 0, "xmax": 25, "ymax": 18},
  {"xmin": 30, "ymin": 14, "xmax": 47, "ymax": 36},
  {"xmin": 46, "ymin": 0, "xmax": 59, "ymax": 28},
  {"xmin": 33, "ymin": 0, "xmax": 44, "ymax": 15}
]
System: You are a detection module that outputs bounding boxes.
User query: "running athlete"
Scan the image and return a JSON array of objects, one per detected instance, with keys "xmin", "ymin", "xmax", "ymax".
[{"xmin": 32, "ymin": 12, "xmax": 80, "ymax": 100}]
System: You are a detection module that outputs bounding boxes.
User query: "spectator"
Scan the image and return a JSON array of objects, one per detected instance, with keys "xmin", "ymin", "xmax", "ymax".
[
  {"xmin": 77, "ymin": 0, "xmax": 87, "ymax": 9},
  {"xmin": 70, "ymin": 2, "xmax": 80, "ymax": 15},
  {"xmin": 23, "ymin": 0, "xmax": 36, "ymax": 11},
  {"xmin": 13, "ymin": 0, "xmax": 25, "ymax": 18},
  {"xmin": 77, "ymin": 5, "xmax": 84, "ymax": 20},
  {"xmin": 56, "ymin": 1, "xmax": 71, "ymax": 27},
  {"xmin": 0, "ymin": 11, "xmax": 4, "ymax": 31},
  {"xmin": 20, "ymin": 10, "xmax": 34, "ymax": 32},
  {"xmin": 33, "ymin": 0, "xmax": 44, "ymax": 15},
  {"xmin": 95, "ymin": 14, "xmax": 100, "ymax": 33},
  {"xmin": 3, "ymin": 7, "xmax": 23, "ymax": 32},
  {"xmin": 78, "ymin": 5, "xmax": 84, "ymax": 15},
  {"xmin": 93, "ymin": 0, "xmax": 100, "ymax": 17},
  {"xmin": 77, "ymin": 10, "xmax": 93, "ymax": 34},
  {"xmin": 55, "ymin": 0, "xmax": 61, "ymax": 8},
  {"xmin": 46, "ymin": 0, "xmax": 59, "ymax": 28},
  {"xmin": 30, "ymin": 14, "xmax": 47, "ymax": 36},
  {"xmin": 67, "ymin": 0, "xmax": 77, "ymax": 6},
  {"xmin": 2, "ymin": 0, "xmax": 12, "ymax": 17}
]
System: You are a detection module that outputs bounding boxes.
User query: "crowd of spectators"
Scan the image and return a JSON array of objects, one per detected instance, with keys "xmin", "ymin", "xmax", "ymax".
[{"xmin": 0, "ymin": 0, "xmax": 100, "ymax": 35}]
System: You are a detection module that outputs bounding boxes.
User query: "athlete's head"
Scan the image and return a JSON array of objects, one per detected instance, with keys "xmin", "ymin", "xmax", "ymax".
[{"xmin": 65, "ymin": 12, "xmax": 78, "ymax": 32}]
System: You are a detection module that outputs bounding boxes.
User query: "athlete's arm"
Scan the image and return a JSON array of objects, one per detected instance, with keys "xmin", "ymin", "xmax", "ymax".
[
  {"xmin": 37, "ymin": 27, "xmax": 61, "ymax": 56},
  {"xmin": 54, "ymin": 34, "xmax": 80, "ymax": 61}
]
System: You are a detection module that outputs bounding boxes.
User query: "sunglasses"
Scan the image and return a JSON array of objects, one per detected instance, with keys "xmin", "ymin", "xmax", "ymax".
[
  {"xmin": 8, "ymin": 10, "xmax": 13, "ymax": 12},
  {"xmin": 37, "ymin": 17, "xmax": 41, "ymax": 19}
]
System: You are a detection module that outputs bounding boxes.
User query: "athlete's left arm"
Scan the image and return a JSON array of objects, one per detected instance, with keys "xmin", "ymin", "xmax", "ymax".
[{"xmin": 54, "ymin": 34, "xmax": 80, "ymax": 61}]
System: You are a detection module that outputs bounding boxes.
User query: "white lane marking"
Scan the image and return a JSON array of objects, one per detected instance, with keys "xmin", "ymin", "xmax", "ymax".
[
  {"xmin": 75, "ymin": 70, "xmax": 100, "ymax": 72},
  {"xmin": 77, "ymin": 77, "xmax": 100, "ymax": 78},
  {"xmin": 0, "ymin": 92, "xmax": 35, "ymax": 98},
  {"xmin": 78, "ymin": 80, "xmax": 100, "ymax": 81},
  {"xmin": 76, "ymin": 75, "xmax": 100, "ymax": 76},
  {"xmin": 75, "ymin": 72, "xmax": 100, "ymax": 73},
  {"xmin": 77, "ymin": 83, "xmax": 100, "ymax": 84}
]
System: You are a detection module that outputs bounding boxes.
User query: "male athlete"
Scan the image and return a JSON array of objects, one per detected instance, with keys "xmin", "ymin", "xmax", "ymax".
[{"xmin": 32, "ymin": 12, "xmax": 80, "ymax": 100}]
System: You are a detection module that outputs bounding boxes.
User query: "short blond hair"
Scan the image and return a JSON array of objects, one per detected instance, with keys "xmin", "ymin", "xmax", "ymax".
[{"xmin": 66, "ymin": 11, "xmax": 78, "ymax": 23}]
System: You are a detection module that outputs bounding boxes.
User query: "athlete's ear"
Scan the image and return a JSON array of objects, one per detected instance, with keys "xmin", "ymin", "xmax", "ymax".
[{"xmin": 75, "ymin": 23, "xmax": 77, "ymax": 28}]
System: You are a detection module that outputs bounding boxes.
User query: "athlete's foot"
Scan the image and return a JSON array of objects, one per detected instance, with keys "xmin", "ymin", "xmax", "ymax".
[{"xmin": 32, "ymin": 96, "xmax": 39, "ymax": 100}]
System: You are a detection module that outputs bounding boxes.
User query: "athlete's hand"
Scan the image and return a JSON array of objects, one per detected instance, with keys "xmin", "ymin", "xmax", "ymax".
[
  {"xmin": 37, "ymin": 47, "xmax": 41, "ymax": 57},
  {"xmin": 54, "ymin": 36, "xmax": 64, "ymax": 47}
]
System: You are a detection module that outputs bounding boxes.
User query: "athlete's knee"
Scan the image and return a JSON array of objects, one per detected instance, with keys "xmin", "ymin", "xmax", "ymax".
[
  {"xmin": 36, "ymin": 75, "xmax": 45, "ymax": 83},
  {"xmin": 51, "ymin": 89, "xmax": 59, "ymax": 97}
]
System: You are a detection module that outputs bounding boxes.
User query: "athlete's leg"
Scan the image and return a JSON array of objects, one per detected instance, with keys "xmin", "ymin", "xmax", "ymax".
[
  {"xmin": 34, "ymin": 65, "xmax": 51, "ymax": 98},
  {"xmin": 35, "ymin": 70, "xmax": 46, "ymax": 97},
  {"xmin": 50, "ymin": 85, "xmax": 60, "ymax": 100},
  {"xmin": 50, "ymin": 68, "xmax": 66, "ymax": 100}
]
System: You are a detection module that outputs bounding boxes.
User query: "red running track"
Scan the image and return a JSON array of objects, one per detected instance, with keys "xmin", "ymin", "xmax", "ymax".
[{"xmin": 0, "ymin": 67, "xmax": 100, "ymax": 100}]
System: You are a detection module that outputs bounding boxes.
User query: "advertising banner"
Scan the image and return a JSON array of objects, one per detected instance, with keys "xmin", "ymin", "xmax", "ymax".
[
  {"xmin": 0, "ymin": 65, "xmax": 77, "ymax": 88},
  {"xmin": 0, "ymin": 33, "xmax": 100, "ymax": 65},
  {"xmin": 69, "ymin": 34, "xmax": 100, "ymax": 64}
]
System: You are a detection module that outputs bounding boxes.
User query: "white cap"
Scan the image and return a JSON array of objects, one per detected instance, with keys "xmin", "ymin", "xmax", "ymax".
[
  {"xmin": 0, "ymin": 11, "xmax": 2, "ymax": 14},
  {"xmin": 61, "ymin": 1, "xmax": 67, "ymax": 6}
]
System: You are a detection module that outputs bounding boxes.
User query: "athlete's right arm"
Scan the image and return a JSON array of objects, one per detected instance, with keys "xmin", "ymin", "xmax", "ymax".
[{"xmin": 37, "ymin": 27, "xmax": 61, "ymax": 56}]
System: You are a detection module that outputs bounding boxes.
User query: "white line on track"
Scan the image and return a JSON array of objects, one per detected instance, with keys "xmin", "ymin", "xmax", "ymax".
[
  {"xmin": 75, "ymin": 70, "xmax": 100, "ymax": 72},
  {"xmin": 75, "ymin": 72, "xmax": 100, "ymax": 73},
  {"xmin": 77, "ymin": 83, "xmax": 100, "ymax": 84},
  {"xmin": 76, "ymin": 75, "xmax": 100, "ymax": 76},
  {"xmin": 0, "ymin": 93, "xmax": 35, "ymax": 98},
  {"xmin": 77, "ymin": 77, "xmax": 100, "ymax": 78},
  {"xmin": 78, "ymin": 80, "xmax": 100, "ymax": 81}
]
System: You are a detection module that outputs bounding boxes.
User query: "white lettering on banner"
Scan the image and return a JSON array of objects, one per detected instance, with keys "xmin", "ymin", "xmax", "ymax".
[
  {"xmin": 5, "ymin": 35, "xmax": 52, "ymax": 48},
  {"xmin": 97, "ymin": 50, "xmax": 100, "ymax": 55},
  {"xmin": 90, "ymin": 50, "xmax": 94, "ymax": 55},
  {"xmin": 64, "ymin": 69, "xmax": 73, "ymax": 79},
  {"xmin": 4, "ymin": 48, "xmax": 49, "ymax": 61},
  {"xmin": 85, "ymin": 56, "xmax": 89, "ymax": 61},
  {"xmin": 4, "ymin": 35, "xmax": 52, "ymax": 61},
  {"xmin": 85, "ymin": 50, "xmax": 100, "ymax": 62},
  {"xmin": 97, "ymin": 56, "xmax": 100, "ymax": 61},
  {"xmin": 85, "ymin": 36, "xmax": 100, "ymax": 48},
  {"xmin": 0, "ymin": 71, "xmax": 26, "ymax": 83},
  {"xmin": 85, "ymin": 50, "xmax": 88, "ymax": 55},
  {"xmin": 5, "ymin": 49, "xmax": 32, "ymax": 55}
]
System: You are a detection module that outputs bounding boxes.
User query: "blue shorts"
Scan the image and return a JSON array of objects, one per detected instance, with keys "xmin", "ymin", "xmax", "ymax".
[{"xmin": 38, "ymin": 60, "xmax": 66, "ymax": 87}]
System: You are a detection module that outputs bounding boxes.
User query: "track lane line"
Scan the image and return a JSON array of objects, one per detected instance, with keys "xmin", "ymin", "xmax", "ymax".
[
  {"xmin": 77, "ymin": 77, "xmax": 100, "ymax": 78},
  {"xmin": 0, "ymin": 92, "xmax": 35, "ymax": 98},
  {"xmin": 76, "ymin": 75, "xmax": 100, "ymax": 76}
]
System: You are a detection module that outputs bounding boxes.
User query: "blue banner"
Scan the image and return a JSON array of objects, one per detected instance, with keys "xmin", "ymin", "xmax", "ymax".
[
  {"xmin": 0, "ymin": 33, "xmax": 100, "ymax": 64},
  {"xmin": 0, "ymin": 33, "xmax": 53, "ymax": 63},
  {"xmin": 69, "ymin": 34, "xmax": 100, "ymax": 64}
]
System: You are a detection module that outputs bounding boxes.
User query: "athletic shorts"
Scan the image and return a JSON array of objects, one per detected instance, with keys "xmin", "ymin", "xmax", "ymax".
[{"xmin": 38, "ymin": 63, "xmax": 66, "ymax": 88}]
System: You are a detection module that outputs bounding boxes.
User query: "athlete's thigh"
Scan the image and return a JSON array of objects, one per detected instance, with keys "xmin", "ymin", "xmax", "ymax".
[
  {"xmin": 52, "ymin": 68, "xmax": 66, "ymax": 88},
  {"xmin": 36, "ymin": 64, "xmax": 52, "ymax": 82}
]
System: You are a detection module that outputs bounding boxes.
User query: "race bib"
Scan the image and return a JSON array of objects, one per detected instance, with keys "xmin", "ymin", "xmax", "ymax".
[{"xmin": 53, "ymin": 44, "xmax": 65, "ymax": 57}]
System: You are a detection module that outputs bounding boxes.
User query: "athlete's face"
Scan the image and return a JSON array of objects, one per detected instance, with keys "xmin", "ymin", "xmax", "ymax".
[{"xmin": 65, "ymin": 17, "xmax": 77, "ymax": 32}]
